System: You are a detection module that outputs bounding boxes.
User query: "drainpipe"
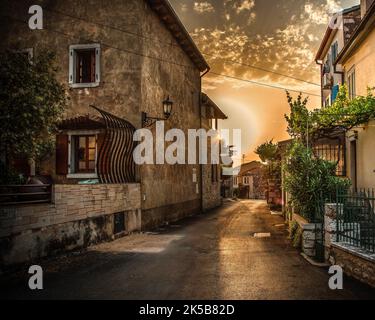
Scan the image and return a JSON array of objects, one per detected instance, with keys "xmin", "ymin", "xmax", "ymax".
[
  {"xmin": 315, "ymin": 59, "xmax": 324, "ymax": 107},
  {"xmin": 199, "ymin": 67, "xmax": 210, "ymax": 212}
]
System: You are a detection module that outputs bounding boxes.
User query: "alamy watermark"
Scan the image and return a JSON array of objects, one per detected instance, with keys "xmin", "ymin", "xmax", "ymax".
[
  {"xmin": 28, "ymin": 265, "xmax": 43, "ymax": 290},
  {"xmin": 28, "ymin": 5, "xmax": 43, "ymax": 30},
  {"xmin": 133, "ymin": 122, "xmax": 241, "ymax": 172},
  {"xmin": 328, "ymin": 265, "xmax": 343, "ymax": 290}
]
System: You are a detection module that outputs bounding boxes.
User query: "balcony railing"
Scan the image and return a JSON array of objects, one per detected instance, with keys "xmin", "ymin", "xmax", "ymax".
[{"xmin": 0, "ymin": 184, "xmax": 52, "ymax": 205}]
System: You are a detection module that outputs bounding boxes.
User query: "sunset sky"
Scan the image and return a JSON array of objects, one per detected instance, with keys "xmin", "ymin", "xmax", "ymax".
[{"xmin": 170, "ymin": 0, "xmax": 359, "ymax": 164}]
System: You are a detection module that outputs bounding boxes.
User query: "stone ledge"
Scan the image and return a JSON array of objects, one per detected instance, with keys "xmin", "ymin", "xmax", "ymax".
[
  {"xmin": 332, "ymin": 242, "xmax": 375, "ymax": 263},
  {"xmin": 292, "ymin": 213, "xmax": 316, "ymax": 230}
]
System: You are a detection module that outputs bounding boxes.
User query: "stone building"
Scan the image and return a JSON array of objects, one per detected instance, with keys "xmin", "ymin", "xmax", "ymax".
[
  {"xmin": 0, "ymin": 0, "xmax": 226, "ymax": 266},
  {"xmin": 201, "ymin": 93, "xmax": 228, "ymax": 210},
  {"xmin": 233, "ymin": 161, "xmax": 265, "ymax": 200}
]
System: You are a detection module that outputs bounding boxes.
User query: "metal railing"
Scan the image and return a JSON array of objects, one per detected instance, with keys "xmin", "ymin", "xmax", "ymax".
[
  {"xmin": 0, "ymin": 184, "xmax": 52, "ymax": 205},
  {"xmin": 336, "ymin": 188, "xmax": 375, "ymax": 253}
]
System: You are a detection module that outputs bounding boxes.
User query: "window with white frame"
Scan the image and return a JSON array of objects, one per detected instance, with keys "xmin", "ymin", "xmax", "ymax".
[
  {"xmin": 243, "ymin": 176, "xmax": 251, "ymax": 185},
  {"xmin": 67, "ymin": 131, "xmax": 99, "ymax": 178},
  {"xmin": 69, "ymin": 44, "xmax": 100, "ymax": 88},
  {"xmin": 348, "ymin": 67, "xmax": 356, "ymax": 100},
  {"xmin": 234, "ymin": 176, "xmax": 240, "ymax": 186}
]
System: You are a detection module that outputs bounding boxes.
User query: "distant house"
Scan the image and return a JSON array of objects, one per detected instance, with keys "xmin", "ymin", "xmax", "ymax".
[
  {"xmin": 0, "ymin": 0, "xmax": 227, "ymax": 266},
  {"xmin": 233, "ymin": 161, "xmax": 265, "ymax": 199}
]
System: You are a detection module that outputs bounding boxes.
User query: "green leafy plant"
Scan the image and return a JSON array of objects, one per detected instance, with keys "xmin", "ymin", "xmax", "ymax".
[
  {"xmin": 288, "ymin": 220, "xmax": 299, "ymax": 240},
  {"xmin": 0, "ymin": 50, "xmax": 67, "ymax": 181},
  {"xmin": 0, "ymin": 162, "xmax": 26, "ymax": 185},
  {"xmin": 255, "ymin": 140, "xmax": 279, "ymax": 163},
  {"xmin": 288, "ymin": 220, "xmax": 302, "ymax": 248},
  {"xmin": 255, "ymin": 140, "xmax": 281, "ymax": 180},
  {"xmin": 283, "ymin": 141, "xmax": 351, "ymax": 221},
  {"xmin": 285, "ymin": 86, "xmax": 375, "ymax": 142}
]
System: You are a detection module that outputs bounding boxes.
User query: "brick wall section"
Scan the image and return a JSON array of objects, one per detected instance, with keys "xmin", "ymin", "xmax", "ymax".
[
  {"xmin": 0, "ymin": 184, "xmax": 141, "ymax": 238},
  {"xmin": 0, "ymin": 184, "xmax": 141, "ymax": 267}
]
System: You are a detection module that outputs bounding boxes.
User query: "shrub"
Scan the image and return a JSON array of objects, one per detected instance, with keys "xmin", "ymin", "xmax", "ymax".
[{"xmin": 284, "ymin": 141, "xmax": 351, "ymax": 222}]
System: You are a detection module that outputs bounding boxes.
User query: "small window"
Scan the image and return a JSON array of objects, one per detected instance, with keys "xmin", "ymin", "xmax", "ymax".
[
  {"xmin": 331, "ymin": 41, "xmax": 338, "ymax": 63},
  {"xmin": 348, "ymin": 67, "xmax": 356, "ymax": 100},
  {"xmin": 114, "ymin": 212, "xmax": 125, "ymax": 235},
  {"xmin": 69, "ymin": 44, "xmax": 100, "ymax": 88},
  {"xmin": 72, "ymin": 135, "xmax": 96, "ymax": 173},
  {"xmin": 243, "ymin": 176, "xmax": 251, "ymax": 185}
]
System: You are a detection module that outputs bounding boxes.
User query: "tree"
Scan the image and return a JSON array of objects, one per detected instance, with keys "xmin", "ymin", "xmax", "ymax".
[
  {"xmin": 255, "ymin": 139, "xmax": 281, "ymax": 181},
  {"xmin": 0, "ymin": 50, "xmax": 67, "ymax": 179},
  {"xmin": 285, "ymin": 86, "xmax": 375, "ymax": 143},
  {"xmin": 255, "ymin": 139, "xmax": 279, "ymax": 163},
  {"xmin": 284, "ymin": 92, "xmax": 309, "ymax": 143}
]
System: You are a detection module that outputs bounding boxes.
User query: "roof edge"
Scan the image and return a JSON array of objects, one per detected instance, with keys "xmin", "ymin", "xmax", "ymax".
[
  {"xmin": 201, "ymin": 93, "xmax": 228, "ymax": 120},
  {"xmin": 146, "ymin": 0, "xmax": 209, "ymax": 72},
  {"xmin": 335, "ymin": 2, "xmax": 375, "ymax": 64},
  {"xmin": 315, "ymin": 5, "xmax": 361, "ymax": 61}
]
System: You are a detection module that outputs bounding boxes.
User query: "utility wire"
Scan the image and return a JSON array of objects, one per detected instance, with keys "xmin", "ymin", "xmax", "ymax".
[
  {"xmin": 43, "ymin": 8, "xmax": 322, "ymax": 87},
  {"xmin": 3, "ymin": 14, "xmax": 323, "ymax": 98},
  {"xmin": 209, "ymin": 72, "xmax": 321, "ymax": 97}
]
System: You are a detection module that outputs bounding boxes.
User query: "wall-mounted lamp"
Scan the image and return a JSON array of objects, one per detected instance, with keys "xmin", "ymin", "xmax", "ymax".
[{"xmin": 142, "ymin": 96, "xmax": 173, "ymax": 127}]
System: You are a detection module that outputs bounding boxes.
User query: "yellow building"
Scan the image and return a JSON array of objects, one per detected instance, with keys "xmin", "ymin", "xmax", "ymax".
[{"xmin": 335, "ymin": 0, "xmax": 375, "ymax": 189}]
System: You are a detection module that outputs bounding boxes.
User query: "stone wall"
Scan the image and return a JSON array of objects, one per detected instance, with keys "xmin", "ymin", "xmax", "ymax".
[
  {"xmin": 292, "ymin": 214, "xmax": 317, "ymax": 258},
  {"xmin": 330, "ymin": 243, "xmax": 375, "ymax": 288},
  {"xmin": 139, "ymin": 1, "xmax": 204, "ymax": 225},
  {"xmin": 0, "ymin": 184, "xmax": 141, "ymax": 267},
  {"xmin": 202, "ymin": 165, "xmax": 221, "ymax": 212}
]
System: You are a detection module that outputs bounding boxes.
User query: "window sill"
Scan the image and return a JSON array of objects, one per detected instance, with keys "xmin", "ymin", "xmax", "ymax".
[
  {"xmin": 70, "ymin": 83, "xmax": 100, "ymax": 89},
  {"xmin": 67, "ymin": 173, "xmax": 98, "ymax": 179}
]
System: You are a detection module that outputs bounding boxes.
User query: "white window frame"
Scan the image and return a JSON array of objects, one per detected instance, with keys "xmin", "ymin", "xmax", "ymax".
[
  {"xmin": 325, "ymin": 94, "xmax": 331, "ymax": 107},
  {"xmin": 66, "ymin": 130, "xmax": 100, "ymax": 179},
  {"xmin": 69, "ymin": 44, "xmax": 101, "ymax": 88},
  {"xmin": 243, "ymin": 176, "xmax": 251, "ymax": 186},
  {"xmin": 347, "ymin": 67, "xmax": 356, "ymax": 100}
]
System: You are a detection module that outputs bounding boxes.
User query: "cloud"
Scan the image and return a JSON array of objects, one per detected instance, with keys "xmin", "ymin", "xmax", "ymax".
[
  {"xmin": 233, "ymin": 0, "xmax": 255, "ymax": 14},
  {"xmin": 187, "ymin": 0, "xmax": 344, "ymax": 92},
  {"xmin": 193, "ymin": 1, "xmax": 215, "ymax": 14},
  {"xmin": 304, "ymin": 0, "xmax": 342, "ymax": 25},
  {"xmin": 181, "ymin": 4, "xmax": 188, "ymax": 12}
]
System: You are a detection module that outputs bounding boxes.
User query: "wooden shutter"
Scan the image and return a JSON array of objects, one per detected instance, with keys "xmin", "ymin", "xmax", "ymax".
[
  {"xmin": 56, "ymin": 134, "xmax": 69, "ymax": 175},
  {"xmin": 96, "ymin": 132, "xmax": 106, "ymax": 175}
]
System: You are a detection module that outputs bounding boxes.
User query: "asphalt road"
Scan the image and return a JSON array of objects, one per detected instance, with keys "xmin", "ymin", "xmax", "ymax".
[{"xmin": 1, "ymin": 200, "xmax": 374, "ymax": 300}]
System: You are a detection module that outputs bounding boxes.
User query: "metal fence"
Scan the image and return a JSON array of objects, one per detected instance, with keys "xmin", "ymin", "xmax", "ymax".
[
  {"xmin": 0, "ymin": 184, "xmax": 52, "ymax": 205},
  {"xmin": 336, "ymin": 188, "xmax": 375, "ymax": 253}
]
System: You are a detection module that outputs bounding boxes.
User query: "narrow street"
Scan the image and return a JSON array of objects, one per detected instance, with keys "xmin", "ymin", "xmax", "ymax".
[{"xmin": 1, "ymin": 200, "xmax": 374, "ymax": 300}]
